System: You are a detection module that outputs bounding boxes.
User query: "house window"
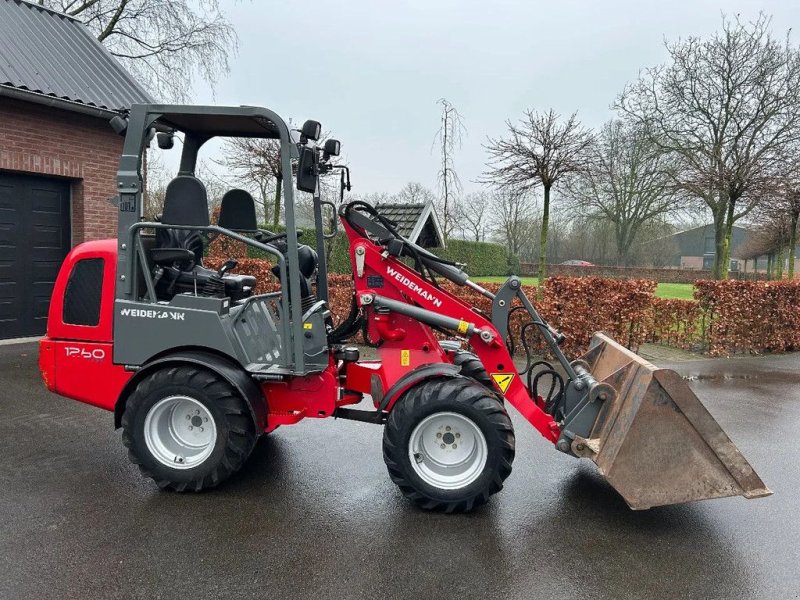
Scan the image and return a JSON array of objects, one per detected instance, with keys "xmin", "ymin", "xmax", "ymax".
[
  {"xmin": 704, "ymin": 237, "xmax": 716, "ymax": 254},
  {"xmin": 703, "ymin": 256, "xmax": 714, "ymax": 270}
]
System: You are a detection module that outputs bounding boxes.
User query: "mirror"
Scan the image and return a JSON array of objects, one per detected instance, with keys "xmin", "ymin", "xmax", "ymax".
[
  {"xmin": 296, "ymin": 146, "xmax": 318, "ymax": 193},
  {"xmin": 301, "ymin": 119, "xmax": 321, "ymax": 141}
]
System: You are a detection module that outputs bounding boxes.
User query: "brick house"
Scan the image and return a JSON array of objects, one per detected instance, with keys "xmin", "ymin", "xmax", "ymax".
[{"xmin": 0, "ymin": 0, "xmax": 151, "ymax": 339}]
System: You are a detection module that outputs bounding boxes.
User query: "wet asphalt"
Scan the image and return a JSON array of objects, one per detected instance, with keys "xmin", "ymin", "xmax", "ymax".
[{"xmin": 0, "ymin": 342, "xmax": 798, "ymax": 600}]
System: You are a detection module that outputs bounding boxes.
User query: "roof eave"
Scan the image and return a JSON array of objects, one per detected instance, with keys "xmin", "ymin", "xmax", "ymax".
[{"xmin": 0, "ymin": 84, "xmax": 121, "ymax": 119}]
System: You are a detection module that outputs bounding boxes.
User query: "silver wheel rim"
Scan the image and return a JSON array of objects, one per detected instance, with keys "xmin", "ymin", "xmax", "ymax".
[
  {"xmin": 408, "ymin": 411, "xmax": 488, "ymax": 490},
  {"xmin": 143, "ymin": 396, "xmax": 217, "ymax": 469}
]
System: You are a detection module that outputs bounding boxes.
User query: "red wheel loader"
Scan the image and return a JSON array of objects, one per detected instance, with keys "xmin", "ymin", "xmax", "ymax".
[{"xmin": 39, "ymin": 104, "xmax": 771, "ymax": 512}]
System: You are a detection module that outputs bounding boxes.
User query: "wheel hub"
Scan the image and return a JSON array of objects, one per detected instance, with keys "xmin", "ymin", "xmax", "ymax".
[
  {"xmin": 144, "ymin": 396, "xmax": 217, "ymax": 469},
  {"xmin": 408, "ymin": 411, "xmax": 488, "ymax": 490}
]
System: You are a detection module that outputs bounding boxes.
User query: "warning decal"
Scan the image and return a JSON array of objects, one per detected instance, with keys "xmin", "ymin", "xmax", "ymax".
[{"xmin": 490, "ymin": 373, "xmax": 515, "ymax": 394}]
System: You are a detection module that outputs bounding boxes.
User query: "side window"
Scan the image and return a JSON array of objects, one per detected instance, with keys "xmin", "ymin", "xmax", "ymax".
[{"xmin": 63, "ymin": 258, "xmax": 104, "ymax": 326}]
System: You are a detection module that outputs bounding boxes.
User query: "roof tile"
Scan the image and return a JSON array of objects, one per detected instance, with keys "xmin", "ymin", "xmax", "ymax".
[{"xmin": 0, "ymin": 0, "xmax": 153, "ymax": 112}]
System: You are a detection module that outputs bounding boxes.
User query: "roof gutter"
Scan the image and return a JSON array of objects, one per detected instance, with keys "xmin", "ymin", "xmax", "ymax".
[{"xmin": 0, "ymin": 84, "xmax": 118, "ymax": 120}]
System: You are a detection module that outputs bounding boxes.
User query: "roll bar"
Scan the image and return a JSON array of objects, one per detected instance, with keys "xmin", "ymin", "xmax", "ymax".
[{"xmin": 114, "ymin": 104, "xmax": 308, "ymax": 373}]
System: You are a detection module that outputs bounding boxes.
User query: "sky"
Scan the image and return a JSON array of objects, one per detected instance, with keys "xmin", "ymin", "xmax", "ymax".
[{"xmin": 187, "ymin": 0, "xmax": 800, "ymax": 197}]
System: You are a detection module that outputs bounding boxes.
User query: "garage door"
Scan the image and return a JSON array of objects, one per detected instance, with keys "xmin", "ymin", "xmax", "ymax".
[{"xmin": 0, "ymin": 173, "xmax": 71, "ymax": 339}]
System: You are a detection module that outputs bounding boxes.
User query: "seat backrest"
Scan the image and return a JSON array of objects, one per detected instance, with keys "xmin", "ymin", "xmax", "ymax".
[
  {"xmin": 161, "ymin": 176, "xmax": 210, "ymax": 227},
  {"xmin": 156, "ymin": 176, "xmax": 209, "ymax": 264},
  {"xmin": 218, "ymin": 189, "xmax": 258, "ymax": 232}
]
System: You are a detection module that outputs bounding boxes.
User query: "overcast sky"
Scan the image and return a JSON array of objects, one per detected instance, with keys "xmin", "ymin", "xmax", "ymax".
[{"xmin": 189, "ymin": 0, "xmax": 800, "ymax": 197}]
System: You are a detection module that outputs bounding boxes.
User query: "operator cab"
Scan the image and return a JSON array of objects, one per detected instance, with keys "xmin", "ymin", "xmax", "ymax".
[{"xmin": 109, "ymin": 104, "xmax": 342, "ymax": 377}]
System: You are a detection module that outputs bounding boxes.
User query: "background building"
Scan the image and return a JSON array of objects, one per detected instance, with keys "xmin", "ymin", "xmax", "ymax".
[{"xmin": 0, "ymin": 0, "xmax": 151, "ymax": 339}]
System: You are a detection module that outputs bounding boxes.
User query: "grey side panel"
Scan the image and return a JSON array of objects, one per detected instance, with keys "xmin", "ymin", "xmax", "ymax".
[
  {"xmin": 231, "ymin": 296, "xmax": 286, "ymax": 368},
  {"xmin": 113, "ymin": 299, "xmax": 242, "ymax": 366},
  {"xmin": 114, "ymin": 350, "xmax": 267, "ymax": 430}
]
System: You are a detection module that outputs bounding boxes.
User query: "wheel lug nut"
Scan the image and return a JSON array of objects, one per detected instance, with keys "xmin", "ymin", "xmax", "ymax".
[
  {"xmin": 204, "ymin": 417, "xmax": 208, "ymax": 423},
  {"xmin": 436, "ymin": 433, "xmax": 442, "ymax": 438},
  {"xmin": 453, "ymin": 444, "xmax": 457, "ymax": 449},
  {"xmin": 445, "ymin": 426, "xmax": 451, "ymax": 432},
  {"xmin": 440, "ymin": 443, "xmax": 446, "ymax": 449},
  {"xmin": 455, "ymin": 433, "xmax": 460, "ymax": 438},
  {"xmin": 199, "ymin": 427, "xmax": 204, "ymax": 432},
  {"xmin": 188, "ymin": 426, "xmax": 193, "ymax": 430},
  {"xmin": 186, "ymin": 415, "xmax": 190, "ymax": 420}
]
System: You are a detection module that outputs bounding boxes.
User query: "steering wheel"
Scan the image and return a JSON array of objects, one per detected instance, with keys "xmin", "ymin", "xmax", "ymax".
[{"xmin": 256, "ymin": 230, "xmax": 304, "ymax": 245}]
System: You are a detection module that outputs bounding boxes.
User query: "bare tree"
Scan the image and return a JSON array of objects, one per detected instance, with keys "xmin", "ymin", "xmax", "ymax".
[
  {"xmin": 779, "ymin": 189, "xmax": 800, "ymax": 278},
  {"xmin": 489, "ymin": 187, "xmax": 535, "ymax": 261},
  {"xmin": 219, "ymin": 137, "xmax": 283, "ymax": 226},
  {"xmin": 483, "ymin": 109, "xmax": 594, "ymax": 282},
  {"xmin": 458, "ymin": 190, "xmax": 491, "ymax": 241},
  {"xmin": 39, "ymin": 0, "xmax": 237, "ymax": 101},
  {"xmin": 568, "ymin": 119, "xmax": 678, "ymax": 265},
  {"xmin": 754, "ymin": 157, "xmax": 800, "ymax": 277},
  {"xmin": 143, "ymin": 150, "xmax": 169, "ymax": 219},
  {"xmin": 433, "ymin": 99, "xmax": 465, "ymax": 240},
  {"xmin": 395, "ymin": 182, "xmax": 436, "ymax": 205},
  {"xmin": 616, "ymin": 13, "xmax": 800, "ymax": 279}
]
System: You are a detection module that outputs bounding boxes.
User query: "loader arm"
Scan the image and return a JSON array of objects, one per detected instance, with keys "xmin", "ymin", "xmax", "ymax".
[{"xmin": 342, "ymin": 224, "xmax": 561, "ymax": 443}]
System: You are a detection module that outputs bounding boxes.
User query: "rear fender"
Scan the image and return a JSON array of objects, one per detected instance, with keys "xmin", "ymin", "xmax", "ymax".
[{"xmin": 114, "ymin": 350, "xmax": 267, "ymax": 432}]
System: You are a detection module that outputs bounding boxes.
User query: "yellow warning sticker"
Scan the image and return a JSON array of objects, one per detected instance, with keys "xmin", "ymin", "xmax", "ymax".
[
  {"xmin": 401, "ymin": 350, "xmax": 410, "ymax": 366},
  {"xmin": 457, "ymin": 320, "xmax": 469, "ymax": 334},
  {"xmin": 303, "ymin": 323, "xmax": 313, "ymax": 330},
  {"xmin": 491, "ymin": 373, "xmax": 515, "ymax": 394}
]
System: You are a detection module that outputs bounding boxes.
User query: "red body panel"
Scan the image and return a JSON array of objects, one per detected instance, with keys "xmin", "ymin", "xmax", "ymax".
[{"xmin": 40, "ymin": 239, "xmax": 134, "ymax": 411}]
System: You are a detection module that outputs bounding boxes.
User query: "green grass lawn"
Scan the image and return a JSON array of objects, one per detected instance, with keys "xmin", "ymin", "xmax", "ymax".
[
  {"xmin": 476, "ymin": 275, "xmax": 539, "ymax": 286},
  {"xmin": 654, "ymin": 283, "xmax": 694, "ymax": 300},
  {"xmin": 473, "ymin": 276, "xmax": 695, "ymax": 300}
]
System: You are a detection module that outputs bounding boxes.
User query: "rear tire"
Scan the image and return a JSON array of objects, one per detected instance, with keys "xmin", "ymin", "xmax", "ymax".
[
  {"xmin": 121, "ymin": 366, "xmax": 257, "ymax": 491},
  {"xmin": 383, "ymin": 376, "xmax": 515, "ymax": 512}
]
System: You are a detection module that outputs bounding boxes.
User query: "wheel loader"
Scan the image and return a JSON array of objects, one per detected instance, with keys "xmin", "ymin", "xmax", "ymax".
[{"xmin": 39, "ymin": 104, "xmax": 771, "ymax": 512}]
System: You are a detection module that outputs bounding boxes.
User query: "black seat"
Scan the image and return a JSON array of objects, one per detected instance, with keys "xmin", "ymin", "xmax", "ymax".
[
  {"xmin": 219, "ymin": 189, "xmax": 259, "ymax": 232},
  {"xmin": 218, "ymin": 188, "xmax": 318, "ymax": 299},
  {"xmin": 151, "ymin": 177, "xmax": 255, "ymax": 302}
]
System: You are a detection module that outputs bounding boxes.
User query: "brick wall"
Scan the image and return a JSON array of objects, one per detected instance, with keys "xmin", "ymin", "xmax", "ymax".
[
  {"xmin": 521, "ymin": 263, "xmax": 768, "ymax": 283},
  {"xmin": 0, "ymin": 97, "xmax": 123, "ymax": 244}
]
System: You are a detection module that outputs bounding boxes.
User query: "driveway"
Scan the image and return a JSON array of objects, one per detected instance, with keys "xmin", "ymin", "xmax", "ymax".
[{"xmin": 0, "ymin": 342, "xmax": 797, "ymax": 599}]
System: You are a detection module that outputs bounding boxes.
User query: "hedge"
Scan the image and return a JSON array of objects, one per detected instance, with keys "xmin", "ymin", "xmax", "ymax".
[
  {"xmin": 694, "ymin": 280, "xmax": 800, "ymax": 356},
  {"xmin": 206, "ymin": 250, "xmax": 800, "ymax": 357},
  {"xmin": 205, "ymin": 258, "xmax": 655, "ymax": 357},
  {"xmin": 431, "ymin": 239, "xmax": 520, "ymax": 277},
  {"xmin": 211, "ymin": 229, "xmax": 516, "ymax": 278}
]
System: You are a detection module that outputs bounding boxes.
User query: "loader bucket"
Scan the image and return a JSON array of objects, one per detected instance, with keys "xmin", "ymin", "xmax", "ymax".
[{"xmin": 571, "ymin": 333, "xmax": 771, "ymax": 510}]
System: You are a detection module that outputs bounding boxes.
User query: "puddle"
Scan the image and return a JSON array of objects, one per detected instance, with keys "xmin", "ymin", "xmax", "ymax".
[{"xmin": 684, "ymin": 373, "xmax": 760, "ymax": 382}]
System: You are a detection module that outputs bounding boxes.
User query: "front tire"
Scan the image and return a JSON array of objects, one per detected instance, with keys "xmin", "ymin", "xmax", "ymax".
[
  {"xmin": 383, "ymin": 377, "xmax": 515, "ymax": 512},
  {"xmin": 121, "ymin": 366, "xmax": 257, "ymax": 491},
  {"xmin": 452, "ymin": 350, "xmax": 493, "ymax": 390}
]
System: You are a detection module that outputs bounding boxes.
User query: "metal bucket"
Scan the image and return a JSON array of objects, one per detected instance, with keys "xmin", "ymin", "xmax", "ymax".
[{"xmin": 570, "ymin": 333, "xmax": 772, "ymax": 510}]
